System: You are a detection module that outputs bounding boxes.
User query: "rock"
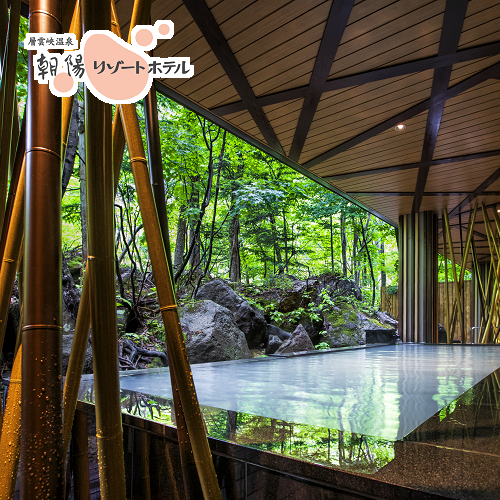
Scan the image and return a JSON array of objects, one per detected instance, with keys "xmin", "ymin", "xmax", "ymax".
[
  {"xmin": 322, "ymin": 302, "xmax": 365, "ymax": 348},
  {"xmin": 438, "ymin": 323, "xmax": 447, "ymax": 343},
  {"xmin": 179, "ymin": 300, "xmax": 251, "ymax": 364},
  {"xmin": 266, "ymin": 324, "xmax": 291, "ymax": 341},
  {"xmin": 275, "ymin": 324, "xmax": 315, "ymax": 354},
  {"xmin": 334, "ymin": 278, "xmax": 362, "ymax": 301},
  {"xmin": 375, "ymin": 310, "xmax": 398, "ymax": 328},
  {"xmin": 196, "ymin": 279, "xmax": 266, "ymax": 347},
  {"xmin": 266, "ymin": 334, "xmax": 282, "ymax": 355},
  {"xmin": 296, "ymin": 314, "xmax": 324, "ymax": 344},
  {"xmin": 278, "ymin": 280, "xmax": 318, "ymax": 312},
  {"xmin": 62, "ymin": 333, "xmax": 93, "ymax": 375},
  {"xmin": 315, "ymin": 273, "xmax": 362, "ymax": 302}
]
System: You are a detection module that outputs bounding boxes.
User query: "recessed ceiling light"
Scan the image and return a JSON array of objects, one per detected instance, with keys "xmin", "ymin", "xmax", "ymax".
[{"xmin": 394, "ymin": 124, "xmax": 406, "ymax": 131}]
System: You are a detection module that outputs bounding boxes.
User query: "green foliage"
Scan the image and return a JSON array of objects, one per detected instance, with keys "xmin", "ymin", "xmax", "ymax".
[{"xmin": 315, "ymin": 342, "xmax": 330, "ymax": 350}]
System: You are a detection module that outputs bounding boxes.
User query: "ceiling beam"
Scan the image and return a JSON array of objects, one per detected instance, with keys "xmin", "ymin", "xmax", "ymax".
[
  {"xmin": 288, "ymin": 0, "xmax": 354, "ymax": 162},
  {"xmin": 448, "ymin": 166, "xmax": 500, "ymax": 220},
  {"xmin": 348, "ymin": 192, "xmax": 500, "ymax": 197},
  {"xmin": 302, "ymin": 61, "xmax": 500, "ymax": 170},
  {"xmin": 210, "ymin": 41, "xmax": 500, "ymax": 116},
  {"xmin": 412, "ymin": 0, "xmax": 469, "ymax": 214},
  {"xmin": 182, "ymin": 0, "xmax": 284, "ymax": 155},
  {"xmin": 323, "ymin": 150, "xmax": 500, "ymax": 181}
]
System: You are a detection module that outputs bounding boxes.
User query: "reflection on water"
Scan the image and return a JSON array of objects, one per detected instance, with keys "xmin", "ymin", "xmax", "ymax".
[
  {"xmin": 78, "ymin": 384, "xmax": 395, "ymax": 474},
  {"xmin": 117, "ymin": 345, "xmax": 500, "ymax": 440}
]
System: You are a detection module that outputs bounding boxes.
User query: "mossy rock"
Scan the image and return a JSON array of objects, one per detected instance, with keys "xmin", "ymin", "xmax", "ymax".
[{"xmin": 322, "ymin": 301, "xmax": 364, "ymax": 348}]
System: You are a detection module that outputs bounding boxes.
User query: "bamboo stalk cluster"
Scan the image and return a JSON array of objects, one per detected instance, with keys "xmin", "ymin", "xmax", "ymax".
[
  {"xmin": 442, "ymin": 202, "xmax": 500, "ymax": 344},
  {"xmin": 0, "ymin": 0, "xmax": 221, "ymax": 498}
]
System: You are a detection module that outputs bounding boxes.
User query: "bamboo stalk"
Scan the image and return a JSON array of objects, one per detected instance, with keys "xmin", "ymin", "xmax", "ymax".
[
  {"xmin": 442, "ymin": 226, "xmax": 450, "ymax": 343},
  {"xmin": 120, "ymin": 102, "xmax": 222, "ymax": 499},
  {"xmin": 0, "ymin": 114, "xmax": 25, "ymax": 267},
  {"xmin": 61, "ymin": 0, "xmax": 81, "ymax": 163},
  {"xmin": 0, "ymin": 0, "xmax": 21, "ymax": 235},
  {"xmin": 481, "ymin": 204, "xmax": 500, "ymax": 343},
  {"xmin": 142, "ymin": 82, "xmax": 203, "ymax": 498},
  {"xmin": 82, "ymin": 0, "xmax": 126, "ymax": 496},
  {"xmin": 0, "ymin": 158, "xmax": 24, "ymax": 351},
  {"xmin": 20, "ymin": 0, "xmax": 64, "ymax": 496},
  {"xmin": 442, "ymin": 210, "xmax": 463, "ymax": 341},
  {"xmin": 446, "ymin": 206, "xmax": 477, "ymax": 340},
  {"xmin": 0, "ymin": 345, "xmax": 22, "ymax": 500}
]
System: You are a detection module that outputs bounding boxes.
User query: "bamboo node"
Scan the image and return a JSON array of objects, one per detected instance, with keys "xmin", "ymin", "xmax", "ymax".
[
  {"xmin": 160, "ymin": 305, "xmax": 177, "ymax": 312},
  {"xmin": 26, "ymin": 147, "xmax": 61, "ymax": 161},
  {"xmin": 2, "ymin": 259, "xmax": 15, "ymax": 264},
  {"xmin": 29, "ymin": 10, "xmax": 62, "ymax": 27},
  {"xmin": 22, "ymin": 324, "xmax": 63, "ymax": 332},
  {"xmin": 130, "ymin": 157, "xmax": 148, "ymax": 164}
]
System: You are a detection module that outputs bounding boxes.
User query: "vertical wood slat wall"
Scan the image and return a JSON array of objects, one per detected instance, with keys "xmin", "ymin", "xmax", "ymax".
[
  {"xmin": 382, "ymin": 281, "xmax": 475, "ymax": 342},
  {"xmin": 398, "ymin": 212, "xmax": 438, "ymax": 343}
]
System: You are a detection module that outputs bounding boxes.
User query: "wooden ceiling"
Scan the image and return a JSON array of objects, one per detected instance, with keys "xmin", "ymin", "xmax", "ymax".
[{"xmin": 37, "ymin": 0, "xmax": 500, "ymax": 261}]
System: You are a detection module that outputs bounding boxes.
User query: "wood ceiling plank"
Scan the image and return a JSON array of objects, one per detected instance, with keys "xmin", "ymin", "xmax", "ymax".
[
  {"xmin": 211, "ymin": 41, "xmax": 500, "ymax": 116},
  {"xmin": 183, "ymin": 0, "xmax": 284, "ymax": 154},
  {"xmin": 302, "ymin": 97, "xmax": 431, "ymax": 160},
  {"xmin": 221, "ymin": 0, "xmax": 316, "ymax": 45},
  {"xmin": 234, "ymin": 2, "xmax": 331, "ymax": 69},
  {"xmin": 449, "ymin": 54, "xmax": 500, "ymax": 86},
  {"xmin": 459, "ymin": 2, "xmax": 500, "ymax": 47},
  {"xmin": 321, "ymin": 150, "xmax": 500, "ymax": 181},
  {"xmin": 289, "ymin": 0, "xmax": 354, "ymax": 162},
  {"xmin": 303, "ymin": 60, "xmax": 500, "ymax": 170}
]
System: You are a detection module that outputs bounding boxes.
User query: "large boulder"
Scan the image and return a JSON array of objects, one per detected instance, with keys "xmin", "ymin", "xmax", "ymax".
[
  {"xmin": 62, "ymin": 333, "xmax": 93, "ymax": 375},
  {"xmin": 322, "ymin": 303, "xmax": 365, "ymax": 348},
  {"xmin": 275, "ymin": 324, "xmax": 315, "ymax": 354},
  {"xmin": 196, "ymin": 280, "xmax": 266, "ymax": 347},
  {"xmin": 179, "ymin": 300, "xmax": 251, "ymax": 364}
]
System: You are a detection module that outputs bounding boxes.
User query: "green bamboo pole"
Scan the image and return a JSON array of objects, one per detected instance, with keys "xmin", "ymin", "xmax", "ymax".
[
  {"xmin": 0, "ymin": 344, "xmax": 22, "ymax": 500},
  {"xmin": 120, "ymin": 102, "xmax": 222, "ymax": 500},
  {"xmin": 442, "ymin": 225, "xmax": 450, "ymax": 343},
  {"xmin": 21, "ymin": 0, "xmax": 64, "ymax": 495},
  {"xmin": 480, "ymin": 204, "xmax": 500, "ymax": 343},
  {"xmin": 0, "ymin": 0, "xmax": 20, "ymax": 236},
  {"xmin": 0, "ymin": 0, "xmax": 9, "ymax": 142},
  {"xmin": 142, "ymin": 80, "xmax": 203, "ymax": 498},
  {"xmin": 82, "ymin": 0, "xmax": 126, "ymax": 495},
  {"xmin": 446, "ymin": 205, "xmax": 477, "ymax": 340},
  {"xmin": 442, "ymin": 210, "xmax": 464, "ymax": 341},
  {"xmin": 0, "ymin": 158, "xmax": 24, "ymax": 351}
]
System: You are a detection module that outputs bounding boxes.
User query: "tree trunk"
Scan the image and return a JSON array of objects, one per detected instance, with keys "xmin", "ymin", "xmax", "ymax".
[
  {"xmin": 269, "ymin": 214, "xmax": 283, "ymax": 273},
  {"xmin": 282, "ymin": 210, "xmax": 288, "ymax": 273},
  {"xmin": 352, "ymin": 227, "xmax": 359, "ymax": 285},
  {"xmin": 62, "ymin": 99, "xmax": 79, "ymax": 196},
  {"xmin": 341, "ymin": 211, "xmax": 347, "ymax": 276},
  {"xmin": 173, "ymin": 204, "xmax": 187, "ymax": 273},
  {"xmin": 379, "ymin": 241, "xmax": 386, "ymax": 288},
  {"xmin": 330, "ymin": 215, "xmax": 334, "ymax": 272},
  {"xmin": 78, "ymin": 95, "xmax": 87, "ymax": 266},
  {"xmin": 229, "ymin": 215, "xmax": 241, "ymax": 282}
]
